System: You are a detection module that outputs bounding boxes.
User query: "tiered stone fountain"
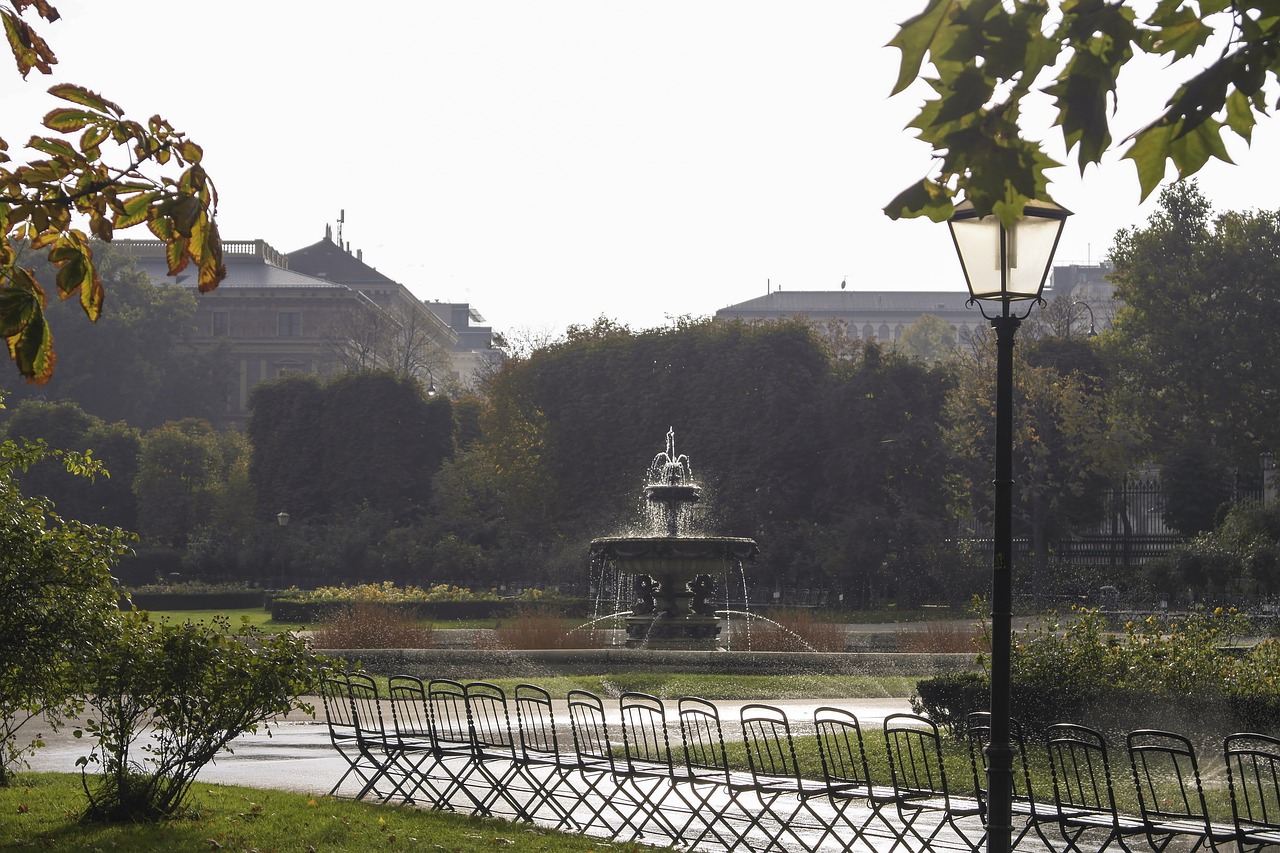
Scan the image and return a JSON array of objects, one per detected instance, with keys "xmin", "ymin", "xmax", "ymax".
[{"xmin": 589, "ymin": 428, "xmax": 758, "ymax": 649}]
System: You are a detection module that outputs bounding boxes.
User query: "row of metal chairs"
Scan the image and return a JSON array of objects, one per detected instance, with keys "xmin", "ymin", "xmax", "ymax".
[
  {"xmin": 319, "ymin": 672, "xmax": 993, "ymax": 851},
  {"xmin": 966, "ymin": 712, "xmax": 1280, "ymax": 853},
  {"xmin": 319, "ymin": 672, "xmax": 1280, "ymax": 852}
]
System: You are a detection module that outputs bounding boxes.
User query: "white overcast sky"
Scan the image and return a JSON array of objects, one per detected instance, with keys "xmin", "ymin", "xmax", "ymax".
[{"xmin": 5, "ymin": 2, "xmax": 1278, "ymax": 338}]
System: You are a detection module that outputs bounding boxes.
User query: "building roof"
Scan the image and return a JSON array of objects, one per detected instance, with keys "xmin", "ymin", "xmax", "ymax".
[
  {"xmin": 286, "ymin": 231, "xmax": 398, "ymax": 287},
  {"xmin": 116, "ymin": 239, "xmax": 346, "ymax": 290},
  {"xmin": 718, "ymin": 290, "xmax": 975, "ymax": 316}
]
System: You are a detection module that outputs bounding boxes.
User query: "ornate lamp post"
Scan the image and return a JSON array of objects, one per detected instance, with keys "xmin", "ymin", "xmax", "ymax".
[{"xmin": 949, "ymin": 198, "xmax": 1070, "ymax": 853}]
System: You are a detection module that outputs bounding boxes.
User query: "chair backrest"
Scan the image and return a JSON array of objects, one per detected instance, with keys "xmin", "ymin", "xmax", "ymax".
[
  {"xmin": 814, "ymin": 706, "xmax": 873, "ymax": 789},
  {"xmin": 346, "ymin": 671, "xmax": 386, "ymax": 742},
  {"xmin": 1127, "ymin": 729, "xmax": 1212, "ymax": 826},
  {"xmin": 884, "ymin": 712, "xmax": 952, "ymax": 800},
  {"xmin": 678, "ymin": 696, "xmax": 731, "ymax": 782},
  {"xmin": 387, "ymin": 674, "xmax": 431, "ymax": 743},
  {"xmin": 321, "ymin": 674, "xmax": 356, "ymax": 734},
  {"xmin": 740, "ymin": 703, "xmax": 803, "ymax": 787},
  {"xmin": 567, "ymin": 689, "xmax": 616, "ymax": 770},
  {"xmin": 967, "ymin": 710, "xmax": 1037, "ymax": 807},
  {"xmin": 427, "ymin": 678, "xmax": 471, "ymax": 751},
  {"xmin": 464, "ymin": 681, "xmax": 518, "ymax": 756},
  {"xmin": 619, "ymin": 691, "xmax": 674, "ymax": 774},
  {"xmin": 1224, "ymin": 732, "xmax": 1280, "ymax": 836},
  {"xmin": 1047, "ymin": 722, "xmax": 1121, "ymax": 817},
  {"xmin": 514, "ymin": 683, "xmax": 561, "ymax": 761}
]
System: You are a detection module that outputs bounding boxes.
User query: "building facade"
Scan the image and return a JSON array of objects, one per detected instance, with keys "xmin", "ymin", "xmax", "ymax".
[{"xmin": 713, "ymin": 263, "xmax": 1117, "ymax": 344}]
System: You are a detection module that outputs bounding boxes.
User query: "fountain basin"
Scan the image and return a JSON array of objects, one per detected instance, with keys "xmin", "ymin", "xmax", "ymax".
[{"xmin": 590, "ymin": 535, "xmax": 759, "ymax": 650}]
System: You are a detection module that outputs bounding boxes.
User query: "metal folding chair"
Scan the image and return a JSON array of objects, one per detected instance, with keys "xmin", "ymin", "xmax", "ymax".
[
  {"xmin": 739, "ymin": 702, "xmax": 836, "ymax": 851},
  {"xmin": 566, "ymin": 688, "xmax": 642, "ymax": 837},
  {"xmin": 319, "ymin": 673, "xmax": 380, "ymax": 798},
  {"xmin": 463, "ymin": 681, "xmax": 537, "ymax": 822},
  {"xmin": 966, "ymin": 710, "xmax": 1056, "ymax": 850},
  {"xmin": 345, "ymin": 671, "xmax": 404, "ymax": 802},
  {"xmin": 1224, "ymin": 732, "xmax": 1280, "ymax": 853},
  {"xmin": 814, "ymin": 705, "xmax": 903, "ymax": 851},
  {"xmin": 513, "ymin": 683, "xmax": 580, "ymax": 831},
  {"xmin": 427, "ymin": 677, "xmax": 486, "ymax": 812},
  {"xmin": 1127, "ymin": 729, "xmax": 1238, "ymax": 852},
  {"xmin": 1045, "ymin": 722, "xmax": 1146, "ymax": 853},
  {"xmin": 677, "ymin": 696, "xmax": 761, "ymax": 850},
  {"xmin": 617, "ymin": 691, "xmax": 700, "ymax": 845},
  {"xmin": 883, "ymin": 712, "xmax": 985, "ymax": 852},
  {"xmin": 386, "ymin": 674, "xmax": 451, "ymax": 809}
]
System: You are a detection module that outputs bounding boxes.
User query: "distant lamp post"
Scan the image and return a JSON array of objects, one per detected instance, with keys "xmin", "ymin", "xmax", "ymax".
[
  {"xmin": 1073, "ymin": 300, "xmax": 1098, "ymax": 338},
  {"xmin": 948, "ymin": 197, "xmax": 1071, "ymax": 853},
  {"xmin": 426, "ymin": 370, "xmax": 437, "ymax": 397},
  {"xmin": 274, "ymin": 510, "xmax": 290, "ymax": 590},
  {"xmin": 1262, "ymin": 453, "xmax": 1277, "ymax": 508}
]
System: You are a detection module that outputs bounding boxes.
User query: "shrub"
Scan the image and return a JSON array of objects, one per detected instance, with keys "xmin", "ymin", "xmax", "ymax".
[
  {"xmin": 912, "ymin": 671, "xmax": 987, "ymax": 739},
  {"xmin": 311, "ymin": 603, "xmax": 437, "ymax": 649},
  {"xmin": 900, "ymin": 621, "xmax": 984, "ymax": 653},
  {"xmin": 487, "ymin": 605, "xmax": 605, "ymax": 650},
  {"xmin": 731, "ymin": 609, "xmax": 847, "ymax": 652},
  {"xmin": 78, "ymin": 611, "xmax": 322, "ymax": 821},
  {"xmin": 915, "ymin": 606, "xmax": 1270, "ymax": 740}
]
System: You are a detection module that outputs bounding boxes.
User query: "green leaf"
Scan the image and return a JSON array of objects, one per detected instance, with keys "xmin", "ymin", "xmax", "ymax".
[
  {"xmin": 1224, "ymin": 89, "xmax": 1257, "ymax": 142},
  {"xmin": 883, "ymin": 179, "xmax": 955, "ymax": 222},
  {"xmin": 1123, "ymin": 123, "xmax": 1175, "ymax": 200},
  {"xmin": 47, "ymin": 84, "xmax": 123, "ymax": 118},
  {"xmin": 114, "ymin": 190, "xmax": 159, "ymax": 229},
  {"xmin": 6, "ymin": 305, "xmax": 52, "ymax": 384},
  {"xmin": 1167, "ymin": 117, "xmax": 1233, "ymax": 177},
  {"xmin": 887, "ymin": 0, "xmax": 956, "ymax": 96},
  {"xmin": 42, "ymin": 108, "xmax": 97, "ymax": 133}
]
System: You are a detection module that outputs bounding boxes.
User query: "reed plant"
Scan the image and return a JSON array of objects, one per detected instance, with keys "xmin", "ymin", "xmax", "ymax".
[
  {"xmin": 311, "ymin": 602, "xmax": 436, "ymax": 649},
  {"xmin": 730, "ymin": 608, "xmax": 847, "ymax": 651},
  {"xmin": 486, "ymin": 605, "xmax": 606, "ymax": 650}
]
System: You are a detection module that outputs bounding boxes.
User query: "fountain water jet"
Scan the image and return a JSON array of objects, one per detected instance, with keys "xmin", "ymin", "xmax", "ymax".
[{"xmin": 589, "ymin": 428, "xmax": 758, "ymax": 650}]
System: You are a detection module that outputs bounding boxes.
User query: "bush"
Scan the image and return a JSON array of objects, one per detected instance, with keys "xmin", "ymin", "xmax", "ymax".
[
  {"xmin": 312, "ymin": 603, "xmax": 437, "ymax": 650},
  {"xmin": 729, "ymin": 609, "xmax": 847, "ymax": 652},
  {"xmin": 912, "ymin": 671, "xmax": 988, "ymax": 739},
  {"xmin": 914, "ymin": 606, "xmax": 1274, "ymax": 740},
  {"xmin": 78, "ymin": 611, "xmax": 323, "ymax": 821},
  {"xmin": 487, "ymin": 605, "xmax": 605, "ymax": 650}
]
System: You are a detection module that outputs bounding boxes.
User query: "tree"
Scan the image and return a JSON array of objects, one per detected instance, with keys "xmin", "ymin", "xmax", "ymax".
[
  {"xmin": 885, "ymin": 0, "xmax": 1280, "ymax": 224},
  {"xmin": 1, "ymin": 398, "xmax": 140, "ymax": 529},
  {"xmin": 0, "ymin": 240, "xmax": 233, "ymax": 428},
  {"xmin": 896, "ymin": 313, "xmax": 956, "ymax": 364},
  {"xmin": 0, "ymin": 433, "xmax": 131, "ymax": 786},
  {"xmin": 132, "ymin": 419, "xmax": 224, "ymax": 548},
  {"xmin": 1, "ymin": 2, "xmax": 224, "ymax": 382},
  {"xmin": 946, "ymin": 325, "xmax": 1125, "ymax": 588},
  {"xmin": 1105, "ymin": 181, "xmax": 1280, "ymax": 527}
]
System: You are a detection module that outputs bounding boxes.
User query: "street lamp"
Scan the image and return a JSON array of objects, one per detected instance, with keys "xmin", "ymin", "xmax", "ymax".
[
  {"xmin": 1073, "ymin": 300, "xmax": 1098, "ymax": 338},
  {"xmin": 949, "ymin": 197, "xmax": 1071, "ymax": 853}
]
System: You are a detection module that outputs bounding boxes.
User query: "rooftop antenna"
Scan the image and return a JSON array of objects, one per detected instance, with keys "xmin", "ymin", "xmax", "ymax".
[{"xmin": 337, "ymin": 209, "xmax": 345, "ymax": 248}]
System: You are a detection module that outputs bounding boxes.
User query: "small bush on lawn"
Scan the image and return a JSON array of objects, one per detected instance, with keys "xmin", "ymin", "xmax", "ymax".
[
  {"xmin": 312, "ymin": 602, "xmax": 437, "ymax": 649},
  {"xmin": 78, "ymin": 611, "xmax": 323, "ymax": 822}
]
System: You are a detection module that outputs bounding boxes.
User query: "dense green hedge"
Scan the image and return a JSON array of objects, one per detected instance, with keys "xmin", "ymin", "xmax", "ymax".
[
  {"xmin": 122, "ymin": 591, "xmax": 268, "ymax": 611},
  {"xmin": 913, "ymin": 608, "xmax": 1280, "ymax": 739}
]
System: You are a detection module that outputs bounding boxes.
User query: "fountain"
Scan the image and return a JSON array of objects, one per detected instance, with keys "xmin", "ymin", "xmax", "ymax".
[{"xmin": 589, "ymin": 428, "xmax": 758, "ymax": 650}]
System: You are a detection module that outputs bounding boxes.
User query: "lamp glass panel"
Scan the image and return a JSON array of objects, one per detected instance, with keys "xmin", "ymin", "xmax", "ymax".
[{"xmin": 950, "ymin": 213, "xmax": 1063, "ymax": 300}]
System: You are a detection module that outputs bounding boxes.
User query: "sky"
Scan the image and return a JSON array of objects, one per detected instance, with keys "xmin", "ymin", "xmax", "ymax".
[{"xmin": 5, "ymin": 2, "xmax": 1279, "ymax": 339}]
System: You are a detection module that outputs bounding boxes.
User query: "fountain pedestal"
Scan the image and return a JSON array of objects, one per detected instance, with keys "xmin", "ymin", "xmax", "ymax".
[{"xmin": 590, "ymin": 536, "xmax": 758, "ymax": 650}]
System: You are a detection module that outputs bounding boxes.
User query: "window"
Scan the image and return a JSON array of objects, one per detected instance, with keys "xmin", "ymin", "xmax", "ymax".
[
  {"xmin": 212, "ymin": 311, "xmax": 229, "ymax": 337},
  {"xmin": 277, "ymin": 312, "xmax": 301, "ymax": 337}
]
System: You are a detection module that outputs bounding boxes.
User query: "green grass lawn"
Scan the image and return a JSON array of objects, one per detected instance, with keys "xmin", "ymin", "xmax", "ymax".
[{"xmin": 0, "ymin": 773, "xmax": 673, "ymax": 852}]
